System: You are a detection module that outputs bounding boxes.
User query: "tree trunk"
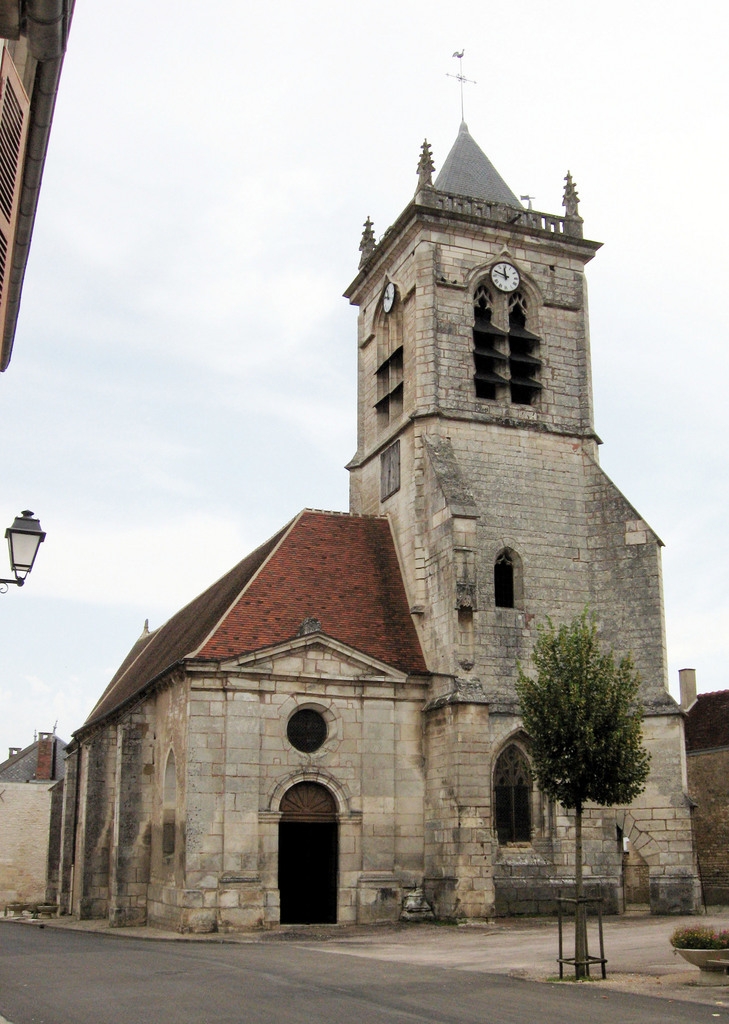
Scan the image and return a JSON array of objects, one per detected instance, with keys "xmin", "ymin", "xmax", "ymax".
[{"xmin": 574, "ymin": 802, "xmax": 587, "ymax": 978}]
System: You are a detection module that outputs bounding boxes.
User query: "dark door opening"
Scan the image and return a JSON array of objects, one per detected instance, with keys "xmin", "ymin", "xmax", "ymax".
[{"xmin": 278, "ymin": 782, "xmax": 338, "ymax": 924}]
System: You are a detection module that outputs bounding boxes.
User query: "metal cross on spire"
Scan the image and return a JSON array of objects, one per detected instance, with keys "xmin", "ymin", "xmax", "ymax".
[{"xmin": 447, "ymin": 50, "xmax": 476, "ymax": 122}]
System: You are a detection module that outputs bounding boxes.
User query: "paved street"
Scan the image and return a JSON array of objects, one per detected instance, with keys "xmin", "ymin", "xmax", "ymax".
[{"xmin": 1, "ymin": 918, "xmax": 728, "ymax": 1024}]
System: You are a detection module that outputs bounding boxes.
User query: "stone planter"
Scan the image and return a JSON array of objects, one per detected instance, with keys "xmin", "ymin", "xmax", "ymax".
[{"xmin": 674, "ymin": 948, "xmax": 729, "ymax": 986}]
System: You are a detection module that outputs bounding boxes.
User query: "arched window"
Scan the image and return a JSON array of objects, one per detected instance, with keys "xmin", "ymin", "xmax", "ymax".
[
  {"xmin": 472, "ymin": 284, "xmax": 508, "ymax": 400},
  {"xmin": 494, "ymin": 550, "xmax": 514, "ymax": 607},
  {"xmin": 494, "ymin": 547, "xmax": 523, "ymax": 609},
  {"xmin": 494, "ymin": 745, "xmax": 532, "ymax": 844},
  {"xmin": 472, "ymin": 281, "xmax": 542, "ymax": 406},
  {"xmin": 162, "ymin": 749, "xmax": 176, "ymax": 858},
  {"xmin": 507, "ymin": 292, "xmax": 541, "ymax": 405}
]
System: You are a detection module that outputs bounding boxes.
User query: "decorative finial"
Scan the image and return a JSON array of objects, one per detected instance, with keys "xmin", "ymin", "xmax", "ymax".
[
  {"xmin": 417, "ymin": 139, "xmax": 435, "ymax": 190},
  {"xmin": 446, "ymin": 50, "xmax": 476, "ymax": 122},
  {"xmin": 358, "ymin": 216, "xmax": 376, "ymax": 268},
  {"xmin": 562, "ymin": 172, "xmax": 579, "ymax": 216},
  {"xmin": 562, "ymin": 171, "xmax": 584, "ymax": 238}
]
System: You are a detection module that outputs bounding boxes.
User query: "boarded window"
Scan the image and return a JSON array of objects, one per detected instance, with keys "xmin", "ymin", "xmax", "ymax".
[
  {"xmin": 494, "ymin": 745, "xmax": 532, "ymax": 844},
  {"xmin": 380, "ymin": 440, "xmax": 400, "ymax": 501}
]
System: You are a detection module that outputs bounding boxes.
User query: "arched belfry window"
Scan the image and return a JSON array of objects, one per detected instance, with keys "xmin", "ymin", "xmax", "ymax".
[
  {"xmin": 494, "ymin": 547, "xmax": 523, "ymax": 609},
  {"xmin": 472, "ymin": 284, "xmax": 508, "ymax": 400},
  {"xmin": 162, "ymin": 749, "xmax": 176, "ymax": 857},
  {"xmin": 472, "ymin": 282, "xmax": 542, "ymax": 406},
  {"xmin": 494, "ymin": 745, "xmax": 532, "ymax": 844},
  {"xmin": 507, "ymin": 292, "xmax": 542, "ymax": 405}
]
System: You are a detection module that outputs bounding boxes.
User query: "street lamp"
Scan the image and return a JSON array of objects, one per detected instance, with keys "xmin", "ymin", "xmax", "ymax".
[{"xmin": 1, "ymin": 510, "xmax": 46, "ymax": 592}]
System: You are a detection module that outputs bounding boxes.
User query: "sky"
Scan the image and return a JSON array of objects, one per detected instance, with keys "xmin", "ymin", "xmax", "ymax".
[{"xmin": 1, "ymin": 0, "xmax": 728, "ymax": 756}]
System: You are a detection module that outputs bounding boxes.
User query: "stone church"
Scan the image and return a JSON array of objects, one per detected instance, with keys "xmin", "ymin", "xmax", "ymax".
[{"xmin": 57, "ymin": 122, "xmax": 699, "ymax": 931}]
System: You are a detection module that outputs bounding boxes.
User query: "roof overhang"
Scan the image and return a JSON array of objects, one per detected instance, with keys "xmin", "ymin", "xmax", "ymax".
[{"xmin": 0, "ymin": 0, "xmax": 75, "ymax": 371}]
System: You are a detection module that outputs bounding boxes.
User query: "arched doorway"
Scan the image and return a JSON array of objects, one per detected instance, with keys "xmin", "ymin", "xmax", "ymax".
[{"xmin": 278, "ymin": 782, "xmax": 338, "ymax": 924}]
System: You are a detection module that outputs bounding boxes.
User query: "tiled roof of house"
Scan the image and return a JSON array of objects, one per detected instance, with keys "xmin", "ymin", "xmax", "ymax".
[
  {"xmin": 83, "ymin": 510, "xmax": 426, "ymax": 731},
  {"xmin": 434, "ymin": 121, "xmax": 522, "ymax": 208},
  {"xmin": 0, "ymin": 735, "xmax": 67, "ymax": 782},
  {"xmin": 685, "ymin": 690, "xmax": 729, "ymax": 751}
]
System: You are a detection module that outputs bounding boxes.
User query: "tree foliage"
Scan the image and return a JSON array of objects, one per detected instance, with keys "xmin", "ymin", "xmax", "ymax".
[{"xmin": 515, "ymin": 609, "xmax": 651, "ymax": 814}]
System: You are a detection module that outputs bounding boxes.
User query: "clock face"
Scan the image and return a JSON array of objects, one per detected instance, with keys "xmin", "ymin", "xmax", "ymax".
[
  {"xmin": 383, "ymin": 282, "xmax": 396, "ymax": 313},
  {"xmin": 490, "ymin": 262, "xmax": 520, "ymax": 293}
]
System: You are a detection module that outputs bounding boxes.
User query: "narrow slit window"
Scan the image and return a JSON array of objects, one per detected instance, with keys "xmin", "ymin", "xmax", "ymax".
[
  {"xmin": 494, "ymin": 550, "xmax": 514, "ymax": 608},
  {"xmin": 162, "ymin": 749, "xmax": 176, "ymax": 858}
]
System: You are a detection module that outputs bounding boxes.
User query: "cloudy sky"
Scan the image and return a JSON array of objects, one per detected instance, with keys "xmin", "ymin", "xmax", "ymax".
[{"xmin": 1, "ymin": 0, "xmax": 727, "ymax": 756}]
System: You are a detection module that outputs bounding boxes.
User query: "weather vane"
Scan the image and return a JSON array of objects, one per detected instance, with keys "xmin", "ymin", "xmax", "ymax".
[{"xmin": 447, "ymin": 50, "xmax": 476, "ymax": 122}]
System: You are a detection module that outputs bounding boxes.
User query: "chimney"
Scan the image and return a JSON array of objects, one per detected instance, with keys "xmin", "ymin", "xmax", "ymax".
[
  {"xmin": 35, "ymin": 732, "xmax": 56, "ymax": 780},
  {"xmin": 679, "ymin": 668, "xmax": 697, "ymax": 711},
  {"xmin": 8, "ymin": 747, "xmax": 21, "ymax": 758}
]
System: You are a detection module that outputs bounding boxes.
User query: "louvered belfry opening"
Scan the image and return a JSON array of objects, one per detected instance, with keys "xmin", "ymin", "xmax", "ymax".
[
  {"xmin": 278, "ymin": 782, "xmax": 338, "ymax": 924},
  {"xmin": 507, "ymin": 294, "xmax": 542, "ymax": 405},
  {"xmin": 472, "ymin": 286, "xmax": 542, "ymax": 405},
  {"xmin": 494, "ymin": 745, "xmax": 532, "ymax": 844},
  {"xmin": 473, "ymin": 285, "xmax": 508, "ymax": 400}
]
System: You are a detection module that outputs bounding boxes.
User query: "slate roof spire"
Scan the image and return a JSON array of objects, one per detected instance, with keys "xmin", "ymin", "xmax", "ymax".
[{"xmin": 434, "ymin": 121, "xmax": 522, "ymax": 208}]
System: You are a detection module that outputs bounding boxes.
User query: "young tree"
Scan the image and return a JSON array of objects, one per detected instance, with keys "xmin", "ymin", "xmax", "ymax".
[{"xmin": 515, "ymin": 609, "xmax": 651, "ymax": 976}]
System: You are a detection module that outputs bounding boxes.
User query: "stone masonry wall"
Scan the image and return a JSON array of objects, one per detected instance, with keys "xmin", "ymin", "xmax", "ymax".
[
  {"xmin": 57, "ymin": 745, "xmax": 79, "ymax": 915},
  {"xmin": 109, "ymin": 712, "xmax": 155, "ymax": 927},
  {"xmin": 424, "ymin": 700, "xmax": 493, "ymax": 919},
  {"xmin": 0, "ymin": 782, "xmax": 55, "ymax": 905},
  {"xmin": 77, "ymin": 728, "xmax": 117, "ymax": 919},
  {"xmin": 166, "ymin": 641, "xmax": 429, "ymax": 933},
  {"xmin": 687, "ymin": 748, "xmax": 729, "ymax": 905}
]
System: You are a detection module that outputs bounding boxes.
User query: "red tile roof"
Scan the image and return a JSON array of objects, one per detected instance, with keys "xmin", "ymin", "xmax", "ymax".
[
  {"xmin": 685, "ymin": 690, "xmax": 729, "ymax": 752},
  {"xmin": 83, "ymin": 511, "xmax": 426, "ymax": 731},
  {"xmin": 195, "ymin": 510, "xmax": 425, "ymax": 674}
]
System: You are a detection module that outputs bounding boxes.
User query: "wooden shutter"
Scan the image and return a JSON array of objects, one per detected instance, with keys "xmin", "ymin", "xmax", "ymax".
[{"xmin": 0, "ymin": 47, "xmax": 30, "ymax": 338}]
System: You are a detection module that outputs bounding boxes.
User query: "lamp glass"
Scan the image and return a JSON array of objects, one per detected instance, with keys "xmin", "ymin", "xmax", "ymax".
[{"xmin": 6, "ymin": 511, "xmax": 45, "ymax": 579}]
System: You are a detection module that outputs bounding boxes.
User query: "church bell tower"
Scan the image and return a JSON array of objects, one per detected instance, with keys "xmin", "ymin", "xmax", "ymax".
[{"xmin": 344, "ymin": 122, "xmax": 698, "ymax": 918}]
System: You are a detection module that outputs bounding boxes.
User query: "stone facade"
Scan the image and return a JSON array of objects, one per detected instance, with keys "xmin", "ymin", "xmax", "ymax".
[
  {"xmin": 682, "ymin": 678, "xmax": 729, "ymax": 906},
  {"xmin": 0, "ymin": 781, "xmax": 58, "ymax": 905},
  {"xmin": 58, "ymin": 125, "xmax": 700, "ymax": 930},
  {"xmin": 0, "ymin": 733, "xmax": 66, "ymax": 907}
]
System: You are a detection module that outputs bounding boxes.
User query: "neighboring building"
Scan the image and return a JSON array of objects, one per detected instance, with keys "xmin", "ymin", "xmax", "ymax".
[
  {"xmin": 59, "ymin": 123, "xmax": 700, "ymax": 931},
  {"xmin": 0, "ymin": 731, "xmax": 66, "ymax": 906},
  {"xmin": 0, "ymin": 0, "xmax": 75, "ymax": 370},
  {"xmin": 681, "ymin": 670, "xmax": 729, "ymax": 906}
]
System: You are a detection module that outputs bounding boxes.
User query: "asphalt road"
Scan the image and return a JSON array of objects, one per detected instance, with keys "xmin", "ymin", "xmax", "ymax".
[{"xmin": 1, "ymin": 922, "xmax": 726, "ymax": 1024}]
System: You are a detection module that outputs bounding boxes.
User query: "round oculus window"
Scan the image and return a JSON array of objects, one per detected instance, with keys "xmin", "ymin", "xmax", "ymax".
[{"xmin": 287, "ymin": 709, "xmax": 328, "ymax": 753}]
